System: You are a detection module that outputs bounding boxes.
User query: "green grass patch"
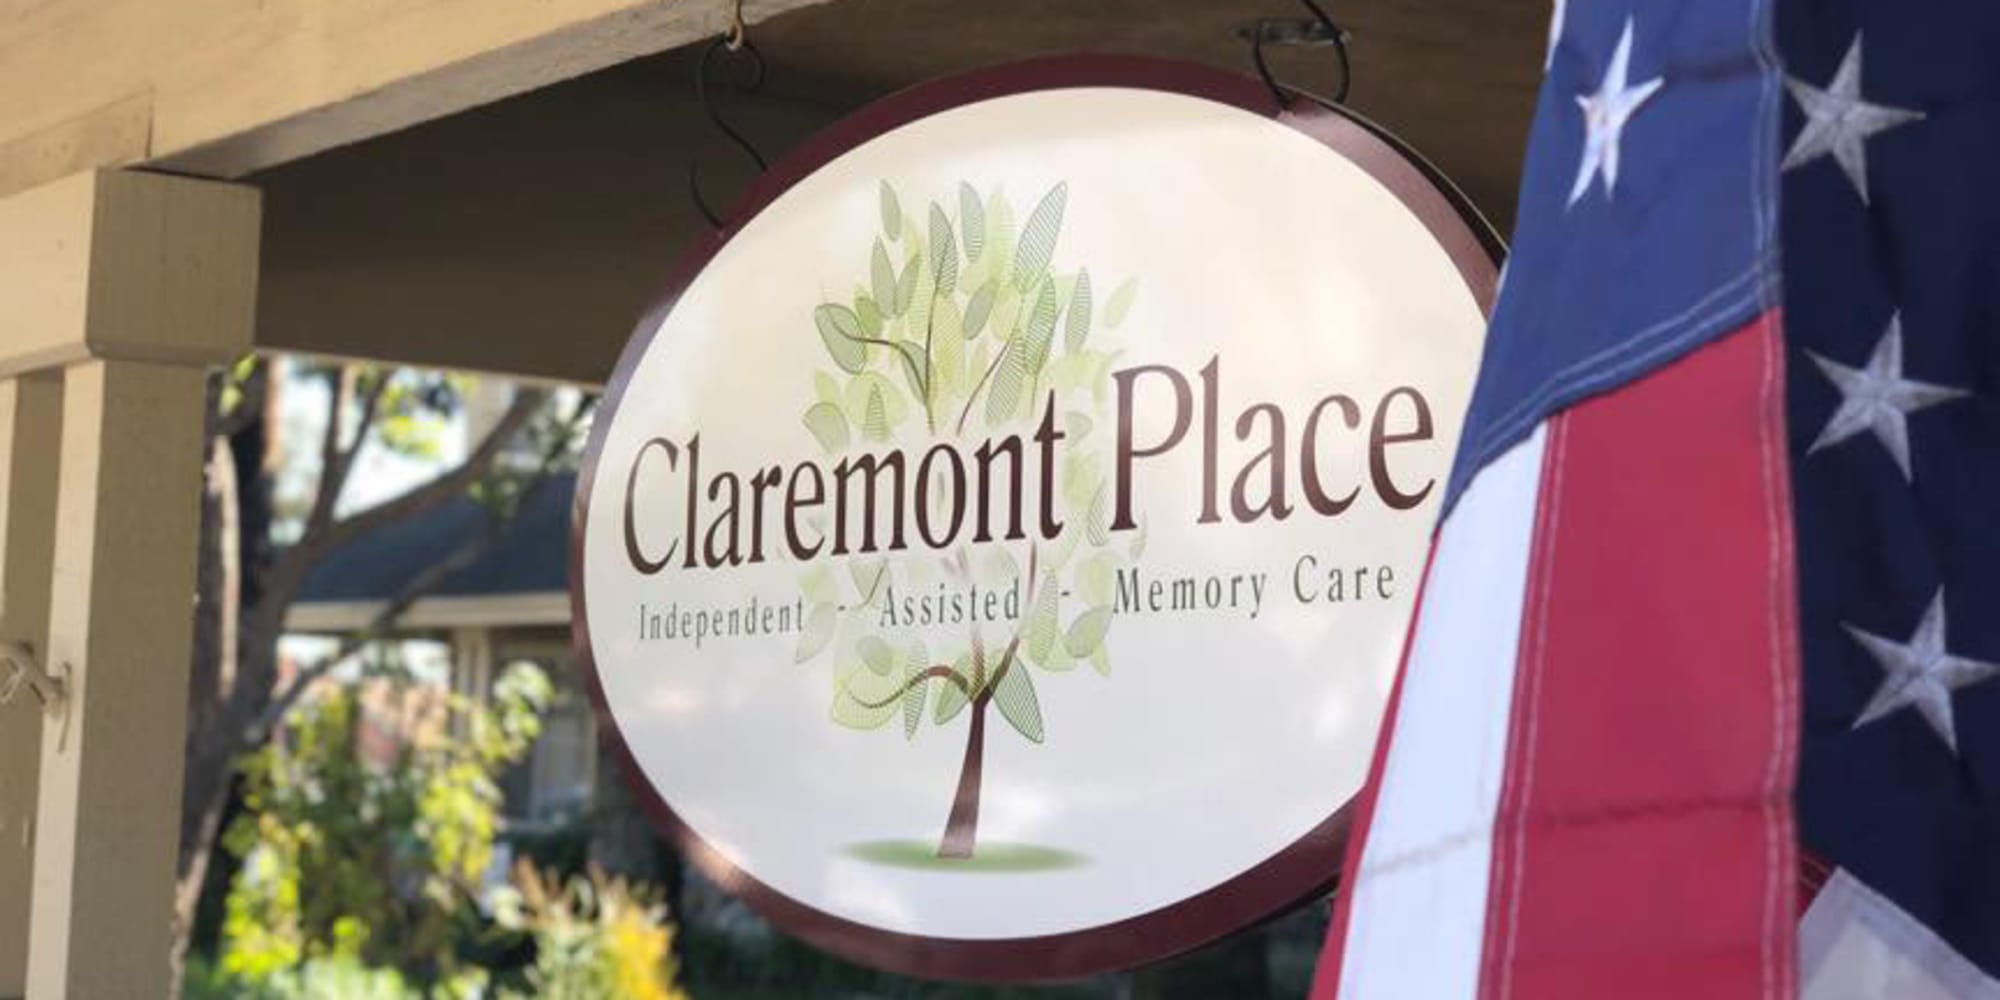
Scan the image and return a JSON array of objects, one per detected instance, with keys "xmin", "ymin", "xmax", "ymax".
[{"xmin": 843, "ymin": 840, "xmax": 1087, "ymax": 874}]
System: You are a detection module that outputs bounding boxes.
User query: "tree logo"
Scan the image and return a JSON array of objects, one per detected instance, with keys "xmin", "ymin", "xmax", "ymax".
[{"xmin": 792, "ymin": 179, "xmax": 1142, "ymax": 864}]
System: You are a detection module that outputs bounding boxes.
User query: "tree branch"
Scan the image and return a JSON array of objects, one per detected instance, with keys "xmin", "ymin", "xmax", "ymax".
[
  {"xmin": 300, "ymin": 389, "xmax": 542, "ymax": 566},
  {"xmin": 252, "ymin": 393, "xmax": 587, "ymax": 739},
  {"xmin": 957, "ymin": 344, "xmax": 1010, "ymax": 435},
  {"xmin": 846, "ymin": 665, "xmax": 974, "ymax": 711},
  {"xmin": 300, "ymin": 365, "xmax": 395, "ymax": 545},
  {"xmin": 251, "ymin": 525, "xmax": 488, "ymax": 740}
]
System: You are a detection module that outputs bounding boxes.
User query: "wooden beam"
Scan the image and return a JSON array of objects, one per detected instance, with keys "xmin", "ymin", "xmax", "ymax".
[
  {"xmin": 0, "ymin": 171, "xmax": 260, "ymax": 380},
  {"xmin": 0, "ymin": 374, "xmax": 63, "ymax": 999},
  {"xmin": 0, "ymin": 94, "xmax": 152, "ymax": 204},
  {"xmin": 0, "ymin": 0, "xmax": 835, "ymax": 197}
]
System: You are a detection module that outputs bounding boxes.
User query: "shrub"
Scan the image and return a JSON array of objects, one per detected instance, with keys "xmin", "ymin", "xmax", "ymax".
[
  {"xmin": 217, "ymin": 662, "xmax": 551, "ymax": 992},
  {"xmin": 496, "ymin": 862, "xmax": 687, "ymax": 1000}
]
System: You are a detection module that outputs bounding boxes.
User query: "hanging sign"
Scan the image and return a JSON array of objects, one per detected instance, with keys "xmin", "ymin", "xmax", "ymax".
[{"xmin": 572, "ymin": 56, "xmax": 1498, "ymax": 980}]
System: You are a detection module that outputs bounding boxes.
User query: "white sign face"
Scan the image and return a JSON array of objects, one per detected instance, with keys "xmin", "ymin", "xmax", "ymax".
[{"xmin": 574, "ymin": 61, "xmax": 1494, "ymax": 979}]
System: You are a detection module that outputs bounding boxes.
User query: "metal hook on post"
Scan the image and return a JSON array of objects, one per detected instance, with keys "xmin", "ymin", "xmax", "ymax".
[
  {"xmin": 1238, "ymin": 0, "xmax": 1352, "ymax": 109},
  {"xmin": 1, "ymin": 640, "xmax": 69, "ymax": 736},
  {"xmin": 688, "ymin": 0, "xmax": 770, "ymax": 231}
]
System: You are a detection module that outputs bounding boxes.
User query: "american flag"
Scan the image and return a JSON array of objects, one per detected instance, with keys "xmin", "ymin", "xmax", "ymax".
[{"xmin": 1311, "ymin": 1, "xmax": 1998, "ymax": 997}]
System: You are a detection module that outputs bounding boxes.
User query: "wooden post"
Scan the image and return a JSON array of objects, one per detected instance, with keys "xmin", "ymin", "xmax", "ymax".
[
  {"xmin": 0, "ymin": 374, "xmax": 62, "ymax": 1000},
  {"xmin": 28, "ymin": 361, "xmax": 210, "ymax": 998},
  {"xmin": 0, "ymin": 168, "xmax": 257, "ymax": 999}
]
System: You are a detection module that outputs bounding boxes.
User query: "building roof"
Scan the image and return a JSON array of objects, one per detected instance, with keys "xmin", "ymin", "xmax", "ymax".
[{"xmin": 297, "ymin": 471, "xmax": 574, "ymax": 605}]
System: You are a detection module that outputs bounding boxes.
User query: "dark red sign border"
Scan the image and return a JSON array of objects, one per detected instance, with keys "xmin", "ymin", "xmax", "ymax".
[{"xmin": 569, "ymin": 54, "xmax": 1501, "ymax": 983}]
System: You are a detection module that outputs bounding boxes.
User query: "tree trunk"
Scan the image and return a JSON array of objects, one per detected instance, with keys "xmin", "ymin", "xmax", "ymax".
[
  {"xmin": 173, "ymin": 369, "xmax": 276, "ymax": 989},
  {"xmin": 936, "ymin": 695, "xmax": 989, "ymax": 859}
]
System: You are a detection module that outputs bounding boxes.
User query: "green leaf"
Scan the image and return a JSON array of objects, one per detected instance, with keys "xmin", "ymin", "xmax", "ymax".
[
  {"xmin": 932, "ymin": 300, "xmax": 964, "ymax": 396},
  {"xmin": 1089, "ymin": 645, "xmax": 1111, "ymax": 677},
  {"xmin": 1013, "ymin": 182, "xmax": 1068, "ymax": 293},
  {"xmin": 814, "ymin": 372, "xmax": 842, "ymax": 407},
  {"xmin": 1077, "ymin": 554, "xmax": 1117, "ymax": 605},
  {"xmin": 901, "ymin": 641, "xmax": 929, "ymax": 739},
  {"xmin": 1086, "ymin": 483, "xmax": 1111, "ymax": 546},
  {"xmin": 983, "ymin": 547, "xmax": 1019, "ymax": 590},
  {"xmin": 857, "ymin": 636, "xmax": 895, "ymax": 676},
  {"xmin": 855, "ymin": 294, "xmax": 884, "ymax": 338},
  {"xmin": 882, "ymin": 341, "xmax": 927, "ymax": 402},
  {"xmin": 985, "ymin": 340, "xmax": 1029, "ymax": 427},
  {"xmin": 934, "ymin": 656, "xmax": 972, "ymax": 724},
  {"xmin": 880, "ymin": 180, "xmax": 902, "ymax": 240},
  {"xmin": 987, "ymin": 189, "xmax": 1016, "ymax": 289},
  {"xmin": 844, "ymin": 372, "xmax": 908, "ymax": 433},
  {"xmin": 892, "ymin": 345, "xmax": 924, "ymax": 399},
  {"xmin": 1065, "ymin": 268, "xmax": 1093, "ymax": 352},
  {"xmin": 929, "ymin": 204, "xmax": 959, "ymax": 294},
  {"xmin": 795, "ymin": 603, "xmax": 837, "ymax": 662},
  {"xmin": 814, "ymin": 304, "xmax": 867, "ymax": 374},
  {"xmin": 863, "ymin": 384, "xmax": 891, "ymax": 441},
  {"xmin": 850, "ymin": 556, "xmax": 889, "ymax": 606},
  {"xmin": 1064, "ymin": 409, "xmax": 1094, "ymax": 441},
  {"xmin": 1105, "ymin": 277, "xmax": 1139, "ymax": 328},
  {"xmin": 1020, "ymin": 279, "xmax": 1060, "ymax": 374},
  {"xmin": 960, "ymin": 182, "xmax": 985, "ymax": 261},
  {"xmin": 989, "ymin": 285, "xmax": 1022, "ymax": 341},
  {"xmin": 802, "ymin": 566, "xmax": 840, "ymax": 605},
  {"xmin": 802, "ymin": 402, "xmax": 849, "ymax": 453},
  {"xmin": 872, "ymin": 241, "xmax": 897, "ymax": 317},
  {"xmin": 1024, "ymin": 574, "xmax": 1059, "ymax": 665},
  {"xmin": 1065, "ymin": 606, "xmax": 1113, "ymax": 658},
  {"xmin": 896, "ymin": 252, "xmax": 922, "ymax": 315},
  {"xmin": 962, "ymin": 283, "xmax": 996, "ymax": 339},
  {"xmin": 993, "ymin": 661, "xmax": 1045, "ymax": 743}
]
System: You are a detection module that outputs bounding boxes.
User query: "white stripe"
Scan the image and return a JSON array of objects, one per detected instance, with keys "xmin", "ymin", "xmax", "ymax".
[
  {"xmin": 1337, "ymin": 425, "xmax": 1548, "ymax": 1000},
  {"xmin": 1802, "ymin": 869, "xmax": 2000, "ymax": 1000}
]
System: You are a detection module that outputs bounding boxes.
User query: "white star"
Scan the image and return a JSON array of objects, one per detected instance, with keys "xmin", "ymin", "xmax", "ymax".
[
  {"xmin": 1847, "ymin": 590, "xmax": 2000, "ymax": 755},
  {"xmin": 1782, "ymin": 34, "xmax": 1925, "ymax": 204},
  {"xmin": 1806, "ymin": 314, "xmax": 1967, "ymax": 481},
  {"xmin": 1546, "ymin": 0, "xmax": 1567, "ymax": 70},
  {"xmin": 1567, "ymin": 17, "xmax": 1664, "ymax": 208}
]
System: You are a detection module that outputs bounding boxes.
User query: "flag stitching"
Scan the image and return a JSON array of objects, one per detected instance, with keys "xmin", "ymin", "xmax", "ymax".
[
  {"xmin": 1462, "ymin": 268, "xmax": 1773, "ymax": 514},
  {"xmin": 1754, "ymin": 316, "xmax": 1800, "ymax": 1000},
  {"xmin": 1746, "ymin": 0, "xmax": 1789, "ymax": 985},
  {"xmin": 1493, "ymin": 413, "xmax": 1570, "ymax": 1000}
]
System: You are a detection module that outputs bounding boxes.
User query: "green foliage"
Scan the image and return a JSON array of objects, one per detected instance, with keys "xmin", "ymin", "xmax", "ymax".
[
  {"xmin": 185, "ymin": 953, "xmax": 422, "ymax": 1000},
  {"xmin": 217, "ymin": 663, "xmax": 553, "ymax": 991},
  {"xmin": 363, "ymin": 368, "xmax": 475, "ymax": 461},
  {"xmin": 494, "ymin": 864, "xmax": 688, "ymax": 1000},
  {"xmin": 218, "ymin": 354, "xmax": 263, "ymax": 421},
  {"xmin": 806, "ymin": 178, "xmax": 1135, "ymax": 752}
]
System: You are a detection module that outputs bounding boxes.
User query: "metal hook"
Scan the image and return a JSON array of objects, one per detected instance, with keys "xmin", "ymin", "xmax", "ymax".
[
  {"xmin": 1, "ymin": 639, "xmax": 68, "ymax": 728},
  {"xmin": 724, "ymin": 0, "xmax": 747, "ymax": 51},
  {"xmin": 1238, "ymin": 0, "xmax": 1352, "ymax": 109},
  {"xmin": 688, "ymin": 33, "xmax": 770, "ymax": 230}
]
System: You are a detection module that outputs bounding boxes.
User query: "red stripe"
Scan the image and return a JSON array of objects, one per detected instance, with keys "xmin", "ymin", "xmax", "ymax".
[
  {"xmin": 1309, "ymin": 543, "xmax": 1442, "ymax": 1000},
  {"xmin": 1479, "ymin": 314, "xmax": 1800, "ymax": 1000}
]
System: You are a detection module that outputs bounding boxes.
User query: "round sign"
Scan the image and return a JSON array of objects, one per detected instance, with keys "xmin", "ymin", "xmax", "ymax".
[{"xmin": 572, "ymin": 56, "xmax": 1497, "ymax": 980}]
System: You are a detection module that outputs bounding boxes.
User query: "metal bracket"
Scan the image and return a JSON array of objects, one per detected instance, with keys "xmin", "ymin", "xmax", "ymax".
[{"xmin": 0, "ymin": 640, "xmax": 67, "ymax": 719}]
